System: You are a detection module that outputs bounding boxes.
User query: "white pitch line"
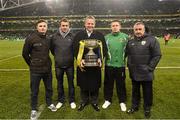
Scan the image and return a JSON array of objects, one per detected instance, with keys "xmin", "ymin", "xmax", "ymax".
[
  {"xmin": 0, "ymin": 67, "xmax": 180, "ymax": 72},
  {"xmin": 0, "ymin": 69, "xmax": 29, "ymax": 71},
  {"xmin": 0, "ymin": 69, "xmax": 56, "ymax": 71},
  {"xmin": 36, "ymin": 104, "xmax": 45, "ymax": 119},
  {"xmin": 0, "ymin": 55, "xmax": 21, "ymax": 62},
  {"xmin": 165, "ymin": 47, "xmax": 180, "ymax": 49},
  {"xmin": 157, "ymin": 67, "xmax": 180, "ymax": 69}
]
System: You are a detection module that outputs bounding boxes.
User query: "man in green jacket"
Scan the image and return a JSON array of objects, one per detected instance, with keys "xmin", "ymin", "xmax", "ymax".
[{"xmin": 102, "ymin": 20, "xmax": 128, "ymax": 111}]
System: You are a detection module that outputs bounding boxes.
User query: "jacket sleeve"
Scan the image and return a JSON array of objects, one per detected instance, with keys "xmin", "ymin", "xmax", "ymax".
[
  {"xmin": 148, "ymin": 37, "xmax": 162, "ymax": 71},
  {"xmin": 73, "ymin": 33, "xmax": 80, "ymax": 59},
  {"xmin": 99, "ymin": 33, "xmax": 108, "ymax": 59},
  {"xmin": 102, "ymin": 35, "xmax": 108, "ymax": 59},
  {"xmin": 49, "ymin": 35, "xmax": 55, "ymax": 55},
  {"xmin": 22, "ymin": 37, "xmax": 32, "ymax": 66},
  {"xmin": 125, "ymin": 39, "xmax": 130, "ymax": 58}
]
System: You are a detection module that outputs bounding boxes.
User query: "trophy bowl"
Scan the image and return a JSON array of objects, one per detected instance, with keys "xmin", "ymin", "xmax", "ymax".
[{"xmin": 84, "ymin": 39, "xmax": 100, "ymax": 67}]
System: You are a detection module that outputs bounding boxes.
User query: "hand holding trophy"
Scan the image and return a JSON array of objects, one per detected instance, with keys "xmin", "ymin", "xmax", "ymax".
[
  {"xmin": 84, "ymin": 39, "xmax": 102, "ymax": 67},
  {"xmin": 77, "ymin": 39, "xmax": 103, "ymax": 71}
]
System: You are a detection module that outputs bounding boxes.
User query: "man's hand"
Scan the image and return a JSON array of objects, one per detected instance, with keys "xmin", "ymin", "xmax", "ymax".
[
  {"xmin": 97, "ymin": 58, "xmax": 102, "ymax": 67},
  {"xmin": 80, "ymin": 59, "xmax": 85, "ymax": 68}
]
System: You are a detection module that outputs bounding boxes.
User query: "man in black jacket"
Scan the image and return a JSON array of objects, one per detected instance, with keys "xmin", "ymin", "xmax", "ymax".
[
  {"xmin": 22, "ymin": 19, "xmax": 57, "ymax": 120},
  {"xmin": 73, "ymin": 16, "xmax": 107, "ymax": 112},
  {"xmin": 50, "ymin": 18, "xmax": 76, "ymax": 109},
  {"xmin": 126, "ymin": 22, "xmax": 161, "ymax": 118}
]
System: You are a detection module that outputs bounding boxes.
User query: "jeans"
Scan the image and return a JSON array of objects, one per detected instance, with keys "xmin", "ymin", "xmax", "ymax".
[
  {"xmin": 30, "ymin": 72, "xmax": 53, "ymax": 110},
  {"xmin": 55, "ymin": 66, "xmax": 75, "ymax": 103}
]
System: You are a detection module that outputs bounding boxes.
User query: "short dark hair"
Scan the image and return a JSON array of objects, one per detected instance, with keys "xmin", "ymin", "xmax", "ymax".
[
  {"xmin": 36, "ymin": 19, "xmax": 47, "ymax": 26},
  {"xmin": 111, "ymin": 20, "xmax": 120, "ymax": 24},
  {"xmin": 111, "ymin": 20, "xmax": 121, "ymax": 26},
  {"xmin": 59, "ymin": 17, "xmax": 69, "ymax": 25}
]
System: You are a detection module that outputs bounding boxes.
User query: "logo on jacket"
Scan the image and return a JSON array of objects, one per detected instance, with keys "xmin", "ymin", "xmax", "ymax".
[
  {"xmin": 33, "ymin": 43, "xmax": 42, "ymax": 47},
  {"xmin": 131, "ymin": 43, "xmax": 135, "ymax": 46},
  {"xmin": 141, "ymin": 41, "xmax": 146, "ymax": 45}
]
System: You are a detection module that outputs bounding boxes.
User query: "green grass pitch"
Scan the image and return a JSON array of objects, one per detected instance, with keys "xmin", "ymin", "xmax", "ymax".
[{"xmin": 0, "ymin": 38, "xmax": 180, "ymax": 119}]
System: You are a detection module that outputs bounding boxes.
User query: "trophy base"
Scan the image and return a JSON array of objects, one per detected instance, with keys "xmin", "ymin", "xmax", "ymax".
[
  {"xmin": 84, "ymin": 55, "xmax": 98, "ymax": 67},
  {"xmin": 84, "ymin": 62, "xmax": 99, "ymax": 67}
]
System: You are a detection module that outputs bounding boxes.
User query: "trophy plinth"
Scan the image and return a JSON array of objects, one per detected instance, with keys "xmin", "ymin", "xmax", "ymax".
[{"xmin": 84, "ymin": 39, "xmax": 100, "ymax": 67}]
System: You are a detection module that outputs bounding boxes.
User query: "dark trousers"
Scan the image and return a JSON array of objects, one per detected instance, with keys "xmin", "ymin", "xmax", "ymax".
[
  {"xmin": 104, "ymin": 66, "xmax": 126, "ymax": 103},
  {"xmin": 55, "ymin": 66, "xmax": 75, "ymax": 103},
  {"xmin": 30, "ymin": 72, "xmax": 53, "ymax": 110},
  {"xmin": 131, "ymin": 80, "xmax": 153, "ymax": 110},
  {"xmin": 80, "ymin": 89, "xmax": 99, "ymax": 105}
]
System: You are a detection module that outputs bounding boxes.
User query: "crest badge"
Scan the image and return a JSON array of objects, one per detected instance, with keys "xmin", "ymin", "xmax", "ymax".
[{"xmin": 141, "ymin": 41, "xmax": 146, "ymax": 45}]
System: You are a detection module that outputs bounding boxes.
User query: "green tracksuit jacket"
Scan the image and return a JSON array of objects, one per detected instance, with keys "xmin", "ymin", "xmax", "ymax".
[{"xmin": 105, "ymin": 32, "xmax": 128, "ymax": 67}]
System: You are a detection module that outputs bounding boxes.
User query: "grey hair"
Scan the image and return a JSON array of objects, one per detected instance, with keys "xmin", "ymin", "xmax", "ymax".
[{"xmin": 134, "ymin": 22, "xmax": 145, "ymax": 27}]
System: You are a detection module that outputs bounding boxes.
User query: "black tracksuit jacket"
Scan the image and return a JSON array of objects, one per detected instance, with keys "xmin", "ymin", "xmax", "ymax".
[
  {"xmin": 50, "ymin": 31, "xmax": 74, "ymax": 68},
  {"xmin": 22, "ymin": 32, "xmax": 52, "ymax": 73},
  {"xmin": 126, "ymin": 34, "xmax": 161, "ymax": 81}
]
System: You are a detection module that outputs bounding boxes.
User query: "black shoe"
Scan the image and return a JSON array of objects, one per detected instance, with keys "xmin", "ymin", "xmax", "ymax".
[
  {"xmin": 78, "ymin": 103, "xmax": 87, "ymax": 111},
  {"xmin": 91, "ymin": 104, "xmax": 100, "ymax": 111},
  {"xmin": 127, "ymin": 107, "xmax": 138, "ymax": 114},
  {"xmin": 144, "ymin": 110, "xmax": 151, "ymax": 118}
]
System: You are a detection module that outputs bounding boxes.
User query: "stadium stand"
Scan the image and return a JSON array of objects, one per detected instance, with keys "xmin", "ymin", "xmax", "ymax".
[{"xmin": 0, "ymin": 0, "xmax": 180, "ymax": 38}]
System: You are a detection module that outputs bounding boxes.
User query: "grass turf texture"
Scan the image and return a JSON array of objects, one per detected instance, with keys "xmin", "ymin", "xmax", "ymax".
[{"xmin": 0, "ymin": 38, "xmax": 180, "ymax": 119}]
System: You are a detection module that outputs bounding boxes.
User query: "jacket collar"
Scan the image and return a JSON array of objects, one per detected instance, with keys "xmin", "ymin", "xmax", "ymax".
[
  {"xmin": 36, "ymin": 31, "xmax": 46, "ymax": 38},
  {"xmin": 59, "ymin": 28, "xmax": 71, "ymax": 38}
]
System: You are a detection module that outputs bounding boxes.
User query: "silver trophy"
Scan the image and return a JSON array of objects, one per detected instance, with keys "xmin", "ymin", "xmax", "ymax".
[{"xmin": 84, "ymin": 39, "xmax": 101, "ymax": 67}]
